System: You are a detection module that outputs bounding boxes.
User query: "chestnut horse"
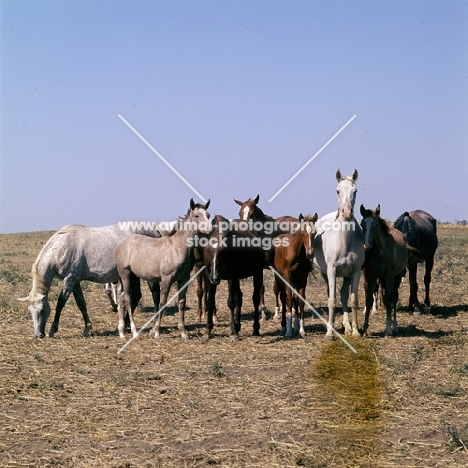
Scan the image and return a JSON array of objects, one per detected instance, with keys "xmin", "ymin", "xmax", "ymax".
[
  {"xmin": 360, "ymin": 205, "xmax": 408, "ymax": 336},
  {"xmin": 394, "ymin": 210, "xmax": 438, "ymax": 314},
  {"xmin": 273, "ymin": 213, "xmax": 318, "ymax": 337}
]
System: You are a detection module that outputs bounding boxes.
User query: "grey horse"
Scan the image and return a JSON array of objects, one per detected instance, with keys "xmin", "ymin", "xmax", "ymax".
[{"xmin": 20, "ymin": 221, "xmax": 174, "ymax": 338}]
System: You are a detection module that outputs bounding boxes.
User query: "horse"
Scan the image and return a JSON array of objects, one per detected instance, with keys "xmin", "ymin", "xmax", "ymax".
[
  {"xmin": 19, "ymin": 222, "xmax": 167, "ymax": 338},
  {"xmin": 114, "ymin": 199, "xmax": 212, "ymax": 340},
  {"xmin": 394, "ymin": 210, "xmax": 438, "ymax": 314},
  {"xmin": 272, "ymin": 213, "xmax": 318, "ymax": 337},
  {"xmin": 200, "ymin": 215, "xmax": 266, "ymax": 340},
  {"xmin": 360, "ymin": 204, "xmax": 408, "ymax": 336},
  {"xmin": 313, "ymin": 169, "xmax": 365, "ymax": 341},
  {"xmin": 234, "ymin": 194, "xmax": 298, "ymax": 320}
]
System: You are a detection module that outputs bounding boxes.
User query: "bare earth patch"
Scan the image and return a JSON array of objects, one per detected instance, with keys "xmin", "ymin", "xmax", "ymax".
[{"xmin": 0, "ymin": 227, "xmax": 467, "ymax": 467}]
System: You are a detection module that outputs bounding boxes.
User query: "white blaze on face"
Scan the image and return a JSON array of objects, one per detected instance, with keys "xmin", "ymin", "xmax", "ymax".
[{"xmin": 242, "ymin": 206, "xmax": 249, "ymax": 221}]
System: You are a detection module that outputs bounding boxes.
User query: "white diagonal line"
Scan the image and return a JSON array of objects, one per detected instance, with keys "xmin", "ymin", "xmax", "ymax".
[
  {"xmin": 117, "ymin": 266, "xmax": 206, "ymax": 354},
  {"xmin": 118, "ymin": 114, "xmax": 207, "ymax": 202},
  {"xmin": 269, "ymin": 266, "xmax": 357, "ymax": 353},
  {"xmin": 268, "ymin": 115, "xmax": 356, "ymax": 202}
]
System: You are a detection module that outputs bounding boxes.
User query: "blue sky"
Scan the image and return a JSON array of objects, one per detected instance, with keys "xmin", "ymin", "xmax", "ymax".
[{"xmin": 1, "ymin": 0, "xmax": 467, "ymax": 233}]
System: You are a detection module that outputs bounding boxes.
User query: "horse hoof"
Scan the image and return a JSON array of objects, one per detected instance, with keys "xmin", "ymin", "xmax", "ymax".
[
  {"xmin": 229, "ymin": 335, "xmax": 239, "ymax": 341},
  {"xmin": 324, "ymin": 334, "xmax": 334, "ymax": 342},
  {"xmin": 181, "ymin": 334, "xmax": 190, "ymax": 341},
  {"xmin": 413, "ymin": 310, "xmax": 422, "ymax": 317},
  {"xmin": 201, "ymin": 334, "xmax": 210, "ymax": 342}
]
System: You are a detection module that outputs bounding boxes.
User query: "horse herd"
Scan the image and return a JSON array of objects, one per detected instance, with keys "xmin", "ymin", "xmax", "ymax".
[{"xmin": 20, "ymin": 169, "xmax": 438, "ymax": 343}]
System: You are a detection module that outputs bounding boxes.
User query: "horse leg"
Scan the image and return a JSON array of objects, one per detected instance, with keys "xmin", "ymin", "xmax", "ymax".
[
  {"xmin": 296, "ymin": 281, "xmax": 307, "ymax": 338},
  {"xmin": 150, "ymin": 279, "xmax": 171, "ymax": 339},
  {"xmin": 49, "ymin": 276, "xmax": 77, "ymax": 337},
  {"xmin": 407, "ymin": 261, "xmax": 420, "ymax": 314},
  {"xmin": 196, "ymin": 273, "xmax": 204, "ymax": 322},
  {"xmin": 273, "ymin": 278, "xmax": 281, "ymax": 322},
  {"xmin": 105, "ymin": 282, "xmax": 119, "ymax": 312},
  {"xmin": 391, "ymin": 273, "xmax": 404, "ymax": 335},
  {"xmin": 325, "ymin": 267, "xmax": 336, "ymax": 341},
  {"xmin": 424, "ymin": 255, "xmax": 434, "ymax": 310},
  {"xmin": 176, "ymin": 278, "xmax": 190, "ymax": 340},
  {"xmin": 258, "ymin": 281, "xmax": 267, "ymax": 322},
  {"xmin": 362, "ymin": 274, "xmax": 376, "ymax": 335},
  {"xmin": 203, "ymin": 279, "xmax": 217, "ymax": 340},
  {"xmin": 343, "ymin": 272, "xmax": 361, "ymax": 337},
  {"xmin": 341, "ymin": 276, "xmax": 353, "ymax": 335},
  {"xmin": 284, "ymin": 272, "xmax": 294, "ymax": 338},
  {"xmin": 71, "ymin": 283, "xmax": 93, "ymax": 337},
  {"xmin": 127, "ymin": 276, "xmax": 141, "ymax": 338},
  {"xmin": 118, "ymin": 271, "xmax": 132, "ymax": 339},
  {"xmin": 277, "ymin": 281, "xmax": 287, "ymax": 335},
  {"xmin": 227, "ymin": 279, "xmax": 242, "ymax": 340},
  {"xmin": 252, "ymin": 272, "xmax": 262, "ymax": 336},
  {"xmin": 382, "ymin": 275, "xmax": 395, "ymax": 337}
]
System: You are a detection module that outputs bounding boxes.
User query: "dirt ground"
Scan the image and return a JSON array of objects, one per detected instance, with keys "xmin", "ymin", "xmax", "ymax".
[{"xmin": 0, "ymin": 226, "xmax": 467, "ymax": 467}]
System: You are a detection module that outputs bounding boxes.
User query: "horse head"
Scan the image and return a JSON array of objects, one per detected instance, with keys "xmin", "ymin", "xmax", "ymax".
[
  {"xmin": 360, "ymin": 204, "xmax": 384, "ymax": 250},
  {"xmin": 188, "ymin": 198, "xmax": 212, "ymax": 235},
  {"xmin": 234, "ymin": 194, "xmax": 260, "ymax": 221},
  {"xmin": 299, "ymin": 213, "xmax": 319, "ymax": 260},
  {"xmin": 336, "ymin": 169, "xmax": 358, "ymax": 221},
  {"xmin": 18, "ymin": 292, "xmax": 51, "ymax": 338}
]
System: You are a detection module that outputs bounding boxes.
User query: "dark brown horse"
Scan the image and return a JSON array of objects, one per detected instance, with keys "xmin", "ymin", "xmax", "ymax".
[
  {"xmin": 233, "ymin": 195, "xmax": 298, "ymax": 320},
  {"xmin": 200, "ymin": 215, "xmax": 266, "ymax": 340},
  {"xmin": 272, "ymin": 213, "xmax": 318, "ymax": 337},
  {"xmin": 394, "ymin": 210, "xmax": 438, "ymax": 314},
  {"xmin": 360, "ymin": 205, "xmax": 408, "ymax": 336}
]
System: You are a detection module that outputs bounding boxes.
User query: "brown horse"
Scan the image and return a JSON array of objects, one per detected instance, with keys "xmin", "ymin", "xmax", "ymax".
[
  {"xmin": 200, "ymin": 215, "xmax": 266, "ymax": 340},
  {"xmin": 394, "ymin": 210, "xmax": 438, "ymax": 314},
  {"xmin": 233, "ymin": 195, "xmax": 298, "ymax": 319},
  {"xmin": 360, "ymin": 204, "xmax": 408, "ymax": 336},
  {"xmin": 272, "ymin": 213, "xmax": 318, "ymax": 337}
]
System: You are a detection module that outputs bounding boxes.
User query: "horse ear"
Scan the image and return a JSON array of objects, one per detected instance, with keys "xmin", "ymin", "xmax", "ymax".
[
  {"xmin": 312, "ymin": 213, "xmax": 318, "ymax": 223},
  {"xmin": 190, "ymin": 198, "xmax": 195, "ymax": 210},
  {"xmin": 204, "ymin": 199, "xmax": 210, "ymax": 210},
  {"xmin": 234, "ymin": 198, "xmax": 243, "ymax": 206},
  {"xmin": 375, "ymin": 204, "xmax": 380, "ymax": 217},
  {"xmin": 336, "ymin": 169, "xmax": 342, "ymax": 182},
  {"xmin": 298, "ymin": 213, "xmax": 304, "ymax": 220},
  {"xmin": 360, "ymin": 204, "xmax": 366, "ymax": 217},
  {"xmin": 253, "ymin": 194, "xmax": 260, "ymax": 204},
  {"xmin": 352, "ymin": 169, "xmax": 358, "ymax": 181}
]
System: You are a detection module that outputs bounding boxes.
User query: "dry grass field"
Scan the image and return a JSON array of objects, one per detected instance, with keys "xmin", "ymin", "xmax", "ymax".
[{"xmin": 0, "ymin": 226, "xmax": 467, "ymax": 467}]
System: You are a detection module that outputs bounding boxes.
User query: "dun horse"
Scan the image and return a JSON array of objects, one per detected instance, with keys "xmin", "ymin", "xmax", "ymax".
[
  {"xmin": 200, "ymin": 215, "xmax": 266, "ymax": 340},
  {"xmin": 394, "ymin": 210, "xmax": 438, "ymax": 314},
  {"xmin": 20, "ymin": 223, "xmax": 165, "ymax": 338},
  {"xmin": 273, "ymin": 213, "xmax": 318, "ymax": 337},
  {"xmin": 313, "ymin": 169, "xmax": 365, "ymax": 341},
  {"xmin": 114, "ymin": 199, "xmax": 211, "ymax": 340},
  {"xmin": 360, "ymin": 204, "xmax": 408, "ymax": 336}
]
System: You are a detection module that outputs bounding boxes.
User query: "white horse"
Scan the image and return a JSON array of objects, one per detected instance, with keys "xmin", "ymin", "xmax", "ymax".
[{"xmin": 313, "ymin": 169, "xmax": 365, "ymax": 341}]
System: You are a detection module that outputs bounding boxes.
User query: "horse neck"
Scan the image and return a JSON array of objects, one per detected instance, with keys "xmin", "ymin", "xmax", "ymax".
[{"xmin": 30, "ymin": 262, "xmax": 52, "ymax": 297}]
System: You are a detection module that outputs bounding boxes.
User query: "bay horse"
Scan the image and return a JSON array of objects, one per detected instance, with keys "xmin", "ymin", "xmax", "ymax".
[
  {"xmin": 394, "ymin": 210, "xmax": 438, "ymax": 314},
  {"xmin": 273, "ymin": 213, "xmax": 318, "ymax": 337},
  {"xmin": 360, "ymin": 204, "xmax": 408, "ymax": 336},
  {"xmin": 201, "ymin": 215, "xmax": 266, "ymax": 340},
  {"xmin": 114, "ymin": 199, "xmax": 211, "ymax": 340},
  {"xmin": 234, "ymin": 194, "xmax": 298, "ymax": 320},
  {"xmin": 19, "ymin": 222, "xmax": 166, "ymax": 338},
  {"xmin": 313, "ymin": 169, "xmax": 365, "ymax": 341}
]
